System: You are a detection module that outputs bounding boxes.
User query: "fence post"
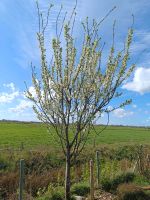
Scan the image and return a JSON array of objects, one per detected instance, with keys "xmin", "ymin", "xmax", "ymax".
[
  {"xmin": 19, "ymin": 159, "xmax": 25, "ymax": 200},
  {"xmin": 96, "ymin": 151, "xmax": 100, "ymax": 188},
  {"xmin": 90, "ymin": 159, "xmax": 94, "ymax": 200}
]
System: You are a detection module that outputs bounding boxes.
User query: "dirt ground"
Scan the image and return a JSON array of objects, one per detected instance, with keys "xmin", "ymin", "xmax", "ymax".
[
  {"xmin": 84, "ymin": 190, "xmax": 117, "ymax": 200},
  {"xmin": 94, "ymin": 190, "xmax": 116, "ymax": 200}
]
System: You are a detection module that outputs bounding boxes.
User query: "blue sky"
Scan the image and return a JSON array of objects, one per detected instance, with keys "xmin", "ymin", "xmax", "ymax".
[{"xmin": 0, "ymin": 0, "xmax": 150, "ymax": 126}]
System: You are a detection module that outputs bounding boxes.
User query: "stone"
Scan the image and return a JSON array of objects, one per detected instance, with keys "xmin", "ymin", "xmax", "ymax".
[{"xmin": 74, "ymin": 195, "xmax": 86, "ymax": 200}]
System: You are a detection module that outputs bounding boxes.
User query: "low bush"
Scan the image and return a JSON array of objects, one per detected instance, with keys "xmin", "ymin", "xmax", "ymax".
[
  {"xmin": 117, "ymin": 183, "xmax": 150, "ymax": 200},
  {"xmin": 25, "ymin": 171, "xmax": 61, "ymax": 197},
  {"xmin": 101, "ymin": 172, "xmax": 135, "ymax": 192},
  {"xmin": 36, "ymin": 186, "xmax": 65, "ymax": 200},
  {"xmin": 112, "ymin": 146, "xmax": 137, "ymax": 161},
  {"xmin": 0, "ymin": 162, "xmax": 7, "ymax": 170},
  {"xmin": 48, "ymin": 192, "xmax": 64, "ymax": 200},
  {"xmin": 0, "ymin": 171, "xmax": 19, "ymax": 199},
  {"xmin": 0, "ymin": 151, "xmax": 16, "ymax": 171},
  {"xmin": 134, "ymin": 174, "xmax": 150, "ymax": 186},
  {"xmin": 6, "ymin": 192, "xmax": 33, "ymax": 200},
  {"xmin": 143, "ymin": 169, "xmax": 150, "ymax": 182},
  {"xmin": 36, "ymin": 185, "xmax": 75, "ymax": 200},
  {"xmin": 71, "ymin": 182, "xmax": 90, "ymax": 196}
]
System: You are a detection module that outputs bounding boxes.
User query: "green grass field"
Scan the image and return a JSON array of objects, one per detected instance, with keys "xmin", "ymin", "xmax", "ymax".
[{"xmin": 0, "ymin": 121, "xmax": 150, "ymax": 149}]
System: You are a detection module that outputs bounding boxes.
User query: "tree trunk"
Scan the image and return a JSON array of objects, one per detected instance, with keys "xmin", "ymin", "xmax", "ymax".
[{"xmin": 65, "ymin": 148, "xmax": 71, "ymax": 200}]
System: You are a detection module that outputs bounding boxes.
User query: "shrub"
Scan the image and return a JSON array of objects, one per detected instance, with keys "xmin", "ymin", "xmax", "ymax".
[
  {"xmin": 101, "ymin": 172, "xmax": 135, "ymax": 192},
  {"xmin": 0, "ymin": 172, "xmax": 19, "ymax": 198},
  {"xmin": 37, "ymin": 194, "xmax": 75, "ymax": 200},
  {"xmin": 0, "ymin": 162, "xmax": 7, "ymax": 170},
  {"xmin": 36, "ymin": 185, "xmax": 76, "ymax": 200},
  {"xmin": 49, "ymin": 192, "xmax": 64, "ymax": 200},
  {"xmin": 134, "ymin": 174, "xmax": 150, "ymax": 186},
  {"xmin": 25, "ymin": 171, "xmax": 60, "ymax": 197},
  {"xmin": 36, "ymin": 185, "xmax": 65, "ymax": 200},
  {"xmin": 24, "ymin": 151, "xmax": 65, "ymax": 175},
  {"xmin": 0, "ymin": 152, "xmax": 16, "ymax": 171},
  {"xmin": 6, "ymin": 192, "xmax": 33, "ymax": 200},
  {"xmin": 71, "ymin": 182, "xmax": 90, "ymax": 196},
  {"xmin": 101, "ymin": 178, "xmax": 112, "ymax": 192},
  {"xmin": 117, "ymin": 183, "xmax": 150, "ymax": 200},
  {"xmin": 143, "ymin": 170, "xmax": 150, "ymax": 182},
  {"xmin": 113, "ymin": 146, "xmax": 137, "ymax": 161}
]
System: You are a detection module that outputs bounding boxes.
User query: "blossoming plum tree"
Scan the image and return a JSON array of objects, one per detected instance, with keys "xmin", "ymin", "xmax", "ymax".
[{"xmin": 26, "ymin": 2, "xmax": 135, "ymax": 199}]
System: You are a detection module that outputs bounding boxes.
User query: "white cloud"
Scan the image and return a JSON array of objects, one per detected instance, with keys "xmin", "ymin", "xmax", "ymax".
[
  {"xmin": 132, "ymin": 104, "xmax": 137, "ymax": 108},
  {"xmin": 9, "ymin": 99, "xmax": 33, "ymax": 113},
  {"xmin": 0, "ymin": 91, "xmax": 19, "ymax": 103},
  {"xmin": 122, "ymin": 67, "xmax": 150, "ymax": 94},
  {"xmin": 0, "ymin": 83, "xmax": 19, "ymax": 103},
  {"xmin": 113, "ymin": 108, "xmax": 133, "ymax": 118},
  {"xmin": 3, "ymin": 82, "xmax": 15, "ymax": 91},
  {"xmin": 146, "ymin": 117, "xmax": 150, "ymax": 123}
]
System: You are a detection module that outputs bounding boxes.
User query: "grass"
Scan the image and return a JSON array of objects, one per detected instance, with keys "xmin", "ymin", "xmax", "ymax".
[
  {"xmin": 0, "ymin": 121, "xmax": 54, "ymax": 149},
  {"xmin": 0, "ymin": 121, "xmax": 150, "ymax": 149},
  {"xmin": 0, "ymin": 121, "xmax": 149, "ymax": 200},
  {"xmin": 90, "ymin": 126, "xmax": 150, "ymax": 145}
]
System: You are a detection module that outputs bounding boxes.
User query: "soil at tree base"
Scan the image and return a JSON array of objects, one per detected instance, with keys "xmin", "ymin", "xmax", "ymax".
[{"xmin": 86, "ymin": 190, "xmax": 116, "ymax": 200}]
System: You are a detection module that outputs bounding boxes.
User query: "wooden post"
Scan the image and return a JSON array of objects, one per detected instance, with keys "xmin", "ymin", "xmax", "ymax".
[
  {"xmin": 96, "ymin": 151, "xmax": 100, "ymax": 188},
  {"xmin": 90, "ymin": 159, "xmax": 94, "ymax": 200},
  {"xmin": 133, "ymin": 160, "xmax": 138, "ymax": 172},
  {"xmin": 19, "ymin": 159, "xmax": 25, "ymax": 200}
]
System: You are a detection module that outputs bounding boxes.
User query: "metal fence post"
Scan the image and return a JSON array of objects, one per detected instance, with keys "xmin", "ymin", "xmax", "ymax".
[
  {"xmin": 96, "ymin": 151, "xmax": 100, "ymax": 188},
  {"xmin": 19, "ymin": 159, "xmax": 25, "ymax": 200},
  {"xmin": 90, "ymin": 159, "xmax": 94, "ymax": 200}
]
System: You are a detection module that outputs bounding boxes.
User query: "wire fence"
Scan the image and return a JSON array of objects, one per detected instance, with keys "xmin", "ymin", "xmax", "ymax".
[{"xmin": 0, "ymin": 145, "xmax": 150, "ymax": 199}]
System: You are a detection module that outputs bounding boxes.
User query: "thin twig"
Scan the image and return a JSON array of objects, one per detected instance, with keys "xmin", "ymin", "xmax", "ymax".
[{"xmin": 56, "ymin": 5, "xmax": 63, "ymax": 39}]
